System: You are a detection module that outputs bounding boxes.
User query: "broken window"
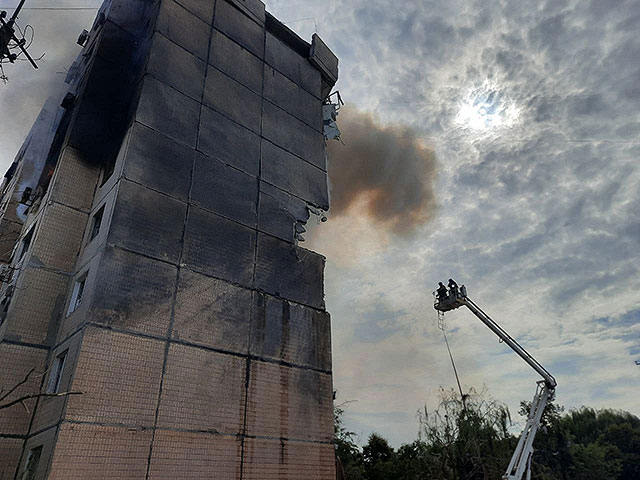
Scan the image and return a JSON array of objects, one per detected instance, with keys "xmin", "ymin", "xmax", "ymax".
[
  {"xmin": 22, "ymin": 445, "xmax": 42, "ymax": 480},
  {"xmin": 67, "ymin": 273, "xmax": 87, "ymax": 315},
  {"xmin": 89, "ymin": 204, "xmax": 105, "ymax": 242},
  {"xmin": 46, "ymin": 349, "xmax": 68, "ymax": 394}
]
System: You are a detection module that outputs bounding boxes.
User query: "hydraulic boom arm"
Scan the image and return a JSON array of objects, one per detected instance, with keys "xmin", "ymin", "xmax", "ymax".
[{"xmin": 434, "ymin": 283, "xmax": 557, "ymax": 480}]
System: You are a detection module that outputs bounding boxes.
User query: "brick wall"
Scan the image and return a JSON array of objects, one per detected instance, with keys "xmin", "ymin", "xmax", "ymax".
[
  {"xmin": 0, "ymin": 437, "xmax": 23, "ymax": 480},
  {"xmin": 0, "ymin": 344, "xmax": 47, "ymax": 436},
  {"xmin": 48, "ymin": 423, "xmax": 152, "ymax": 479}
]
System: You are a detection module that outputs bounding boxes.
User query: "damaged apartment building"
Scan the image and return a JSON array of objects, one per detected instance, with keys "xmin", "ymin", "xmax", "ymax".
[{"xmin": 0, "ymin": 0, "xmax": 339, "ymax": 478}]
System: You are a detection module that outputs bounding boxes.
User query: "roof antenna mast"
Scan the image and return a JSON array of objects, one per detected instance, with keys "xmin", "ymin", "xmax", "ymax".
[{"xmin": 0, "ymin": 0, "xmax": 40, "ymax": 82}]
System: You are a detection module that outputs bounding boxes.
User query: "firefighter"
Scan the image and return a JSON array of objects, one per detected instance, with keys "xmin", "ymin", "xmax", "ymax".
[
  {"xmin": 437, "ymin": 282, "xmax": 448, "ymax": 301},
  {"xmin": 448, "ymin": 278, "xmax": 459, "ymax": 297}
]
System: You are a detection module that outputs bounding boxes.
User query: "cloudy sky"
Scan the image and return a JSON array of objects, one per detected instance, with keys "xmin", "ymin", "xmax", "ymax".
[{"xmin": 1, "ymin": 0, "xmax": 639, "ymax": 447}]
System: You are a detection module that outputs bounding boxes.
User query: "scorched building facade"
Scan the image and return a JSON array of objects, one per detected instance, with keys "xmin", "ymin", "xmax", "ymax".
[{"xmin": 0, "ymin": 0, "xmax": 339, "ymax": 478}]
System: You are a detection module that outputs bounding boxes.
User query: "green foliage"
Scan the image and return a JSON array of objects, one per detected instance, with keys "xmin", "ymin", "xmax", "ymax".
[
  {"xmin": 334, "ymin": 389, "xmax": 640, "ymax": 480},
  {"xmin": 362, "ymin": 434, "xmax": 395, "ymax": 480},
  {"xmin": 417, "ymin": 388, "xmax": 515, "ymax": 480},
  {"xmin": 334, "ymin": 399, "xmax": 366, "ymax": 480}
]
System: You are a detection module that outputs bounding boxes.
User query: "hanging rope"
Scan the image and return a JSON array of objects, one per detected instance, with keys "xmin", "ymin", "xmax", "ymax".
[{"xmin": 439, "ymin": 315, "xmax": 467, "ymax": 413}]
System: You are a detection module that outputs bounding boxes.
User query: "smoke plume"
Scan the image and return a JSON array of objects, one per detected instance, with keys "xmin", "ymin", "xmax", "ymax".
[{"xmin": 327, "ymin": 107, "xmax": 438, "ymax": 235}]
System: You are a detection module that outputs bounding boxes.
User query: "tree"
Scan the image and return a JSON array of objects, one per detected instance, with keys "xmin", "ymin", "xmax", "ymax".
[
  {"xmin": 518, "ymin": 398, "xmax": 571, "ymax": 480},
  {"xmin": 418, "ymin": 387, "xmax": 514, "ymax": 480},
  {"xmin": 562, "ymin": 408, "xmax": 640, "ymax": 480},
  {"xmin": 362, "ymin": 433, "xmax": 395, "ymax": 480},
  {"xmin": 334, "ymin": 397, "xmax": 365, "ymax": 480},
  {"xmin": 568, "ymin": 442, "xmax": 621, "ymax": 480},
  {"xmin": 334, "ymin": 387, "xmax": 640, "ymax": 480}
]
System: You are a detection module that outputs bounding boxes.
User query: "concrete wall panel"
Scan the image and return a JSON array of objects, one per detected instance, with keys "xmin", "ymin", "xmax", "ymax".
[
  {"xmin": 158, "ymin": 344, "xmax": 246, "ymax": 433},
  {"xmin": 255, "ymin": 234, "xmax": 325, "ymax": 309},
  {"xmin": 264, "ymin": 65, "xmax": 322, "ymax": 131},
  {"xmin": 149, "ymin": 431, "xmax": 242, "ymax": 479},
  {"xmin": 173, "ymin": 268, "xmax": 251, "ymax": 353},
  {"xmin": 261, "ymin": 140, "xmax": 329, "ymax": 209},
  {"xmin": 123, "ymin": 122, "xmax": 194, "ymax": 202},
  {"xmin": 246, "ymin": 361, "xmax": 333, "ymax": 442},
  {"xmin": 147, "ymin": 33, "xmax": 206, "ymax": 101},
  {"xmin": 214, "ymin": 0, "xmax": 265, "ymax": 58},
  {"xmin": 107, "ymin": 0, "xmax": 160, "ymax": 36},
  {"xmin": 258, "ymin": 182, "xmax": 309, "ymax": 243},
  {"xmin": 243, "ymin": 438, "xmax": 335, "ymax": 480},
  {"xmin": 4, "ymin": 267, "xmax": 68, "ymax": 345},
  {"xmin": 48, "ymin": 147, "xmax": 100, "ymax": 212},
  {"xmin": 204, "ymin": 66, "xmax": 262, "ymax": 133},
  {"xmin": 262, "ymin": 102, "xmax": 326, "ymax": 171},
  {"xmin": 198, "ymin": 106, "xmax": 260, "ymax": 176},
  {"xmin": 265, "ymin": 32, "xmax": 320, "ymax": 98},
  {"xmin": 183, "ymin": 206, "xmax": 256, "ymax": 287},
  {"xmin": 175, "ymin": 0, "xmax": 215, "ymax": 24},
  {"xmin": 48, "ymin": 423, "xmax": 153, "ymax": 479},
  {"xmin": 209, "ymin": 29, "xmax": 263, "ymax": 94},
  {"xmin": 156, "ymin": 0, "xmax": 210, "ymax": 60},
  {"xmin": 0, "ymin": 343, "xmax": 47, "ymax": 435},
  {"xmin": 137, "ymin": 75, "xmax": 201, "ymax": 147},
  {"xmin": 30, "ymin": 202, "xmax": 87, "ymax": 273},
  {"xmin": 88, "ymin": 246, "xmax": 177, "ymax": 337},
  {"xmin": 65, "ymin": 327, "xmax": 164, "ymax": 426},
  {"xmin": 251, "ymin": 294, "xmax": 331, "ymax": 371},
  {"xmin": 192, "ymin": 151, "xmax": 258, "ymax": 227},
  {"xmin": 227, "ymin": 0, "xmax": 265, "ymax": 25},
  {"xmin": 108, "ymin": 179, "xmax": 187, "ymax": 264}
]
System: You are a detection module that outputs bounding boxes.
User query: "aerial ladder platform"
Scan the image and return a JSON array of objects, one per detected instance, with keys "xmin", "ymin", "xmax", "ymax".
[{"xmin": 434, "ymin": 282, "xmax": 557, "ymax": 480}]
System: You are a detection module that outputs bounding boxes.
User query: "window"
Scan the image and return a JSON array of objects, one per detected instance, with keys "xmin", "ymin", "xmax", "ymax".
[
  {"xmin": 22, "ymin": 445, "xmax": 42, "ymax": 480},
  {"xmin": 46, "ymin": 349, "xmax": 68, "ymax": 394},
  {"xmin": 18, "ymin": 226, "xmax": 34, "ymax": 262},
  {"xmin": 89, "ymin": 205, "xmax": 105, "ymax": 242},
  {"xmin": 67, "ymin": 273, "xmax": 87, "ymax": 315}
]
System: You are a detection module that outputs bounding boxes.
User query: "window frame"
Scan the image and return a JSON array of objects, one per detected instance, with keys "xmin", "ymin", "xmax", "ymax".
[
  {"xmin": 88, "ymin": 204, "xmax": 105, "ymax": 243},
  {"xmin": 46, "ymin": 349, "xmax": 68, "ymax": 394},
  {"xmin": 67, "ymin": 272, "xmax": 88, "ymax": 316},
  {"xmin": 22, "ymin": 445, "xmax": 43, "ymax": 480}
]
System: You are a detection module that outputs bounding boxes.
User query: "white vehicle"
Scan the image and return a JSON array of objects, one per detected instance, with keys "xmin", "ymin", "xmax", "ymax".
[{"xmin": 434, "ymin": 281, "xmax": 557, "ymax": 480}]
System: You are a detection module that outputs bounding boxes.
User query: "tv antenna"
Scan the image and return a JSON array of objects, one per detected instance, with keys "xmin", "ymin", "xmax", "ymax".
[{"xmin": 0, "ymin": 0, "xmax": 40, "ymax": 83}]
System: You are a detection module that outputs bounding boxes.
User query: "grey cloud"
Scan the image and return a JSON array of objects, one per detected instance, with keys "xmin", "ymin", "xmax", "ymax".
[
  {"xmin": 567, "ymin": 94, "xmax": 608, "ymax": 117},
  {"xmin": 352, "ymin": 301, "xmax": 409, "ymax": 344}
]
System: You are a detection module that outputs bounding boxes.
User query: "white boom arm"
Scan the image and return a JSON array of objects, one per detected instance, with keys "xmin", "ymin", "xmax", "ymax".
[{"xmin": 434, "ymin": 284, "xmax": 557, "ymax": 480}]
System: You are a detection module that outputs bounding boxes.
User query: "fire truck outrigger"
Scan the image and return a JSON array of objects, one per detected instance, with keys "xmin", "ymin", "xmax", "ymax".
[{"xmin": 434, "ymin": 281, "xmax": 557, "ymax": 480}]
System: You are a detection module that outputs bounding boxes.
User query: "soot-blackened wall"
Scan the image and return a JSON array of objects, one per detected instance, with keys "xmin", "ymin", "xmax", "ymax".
[{"xmin": 4, "ymin": 0, "xmax": 339, "ymax": 479}]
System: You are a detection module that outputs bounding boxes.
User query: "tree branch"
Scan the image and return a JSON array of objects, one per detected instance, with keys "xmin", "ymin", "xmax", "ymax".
[
  {"xmin": 0, "ymin": 391, "xmax": 83, "ymax": 411},
  {"xmin": 0, "ymin": 367, "xmax": 35, "ymax": 402}
]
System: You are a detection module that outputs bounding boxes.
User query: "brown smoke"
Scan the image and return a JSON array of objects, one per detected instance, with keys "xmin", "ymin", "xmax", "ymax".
[{"xmin": 327, "ymin": 107, "xmax": 438, "ymax": 235}]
